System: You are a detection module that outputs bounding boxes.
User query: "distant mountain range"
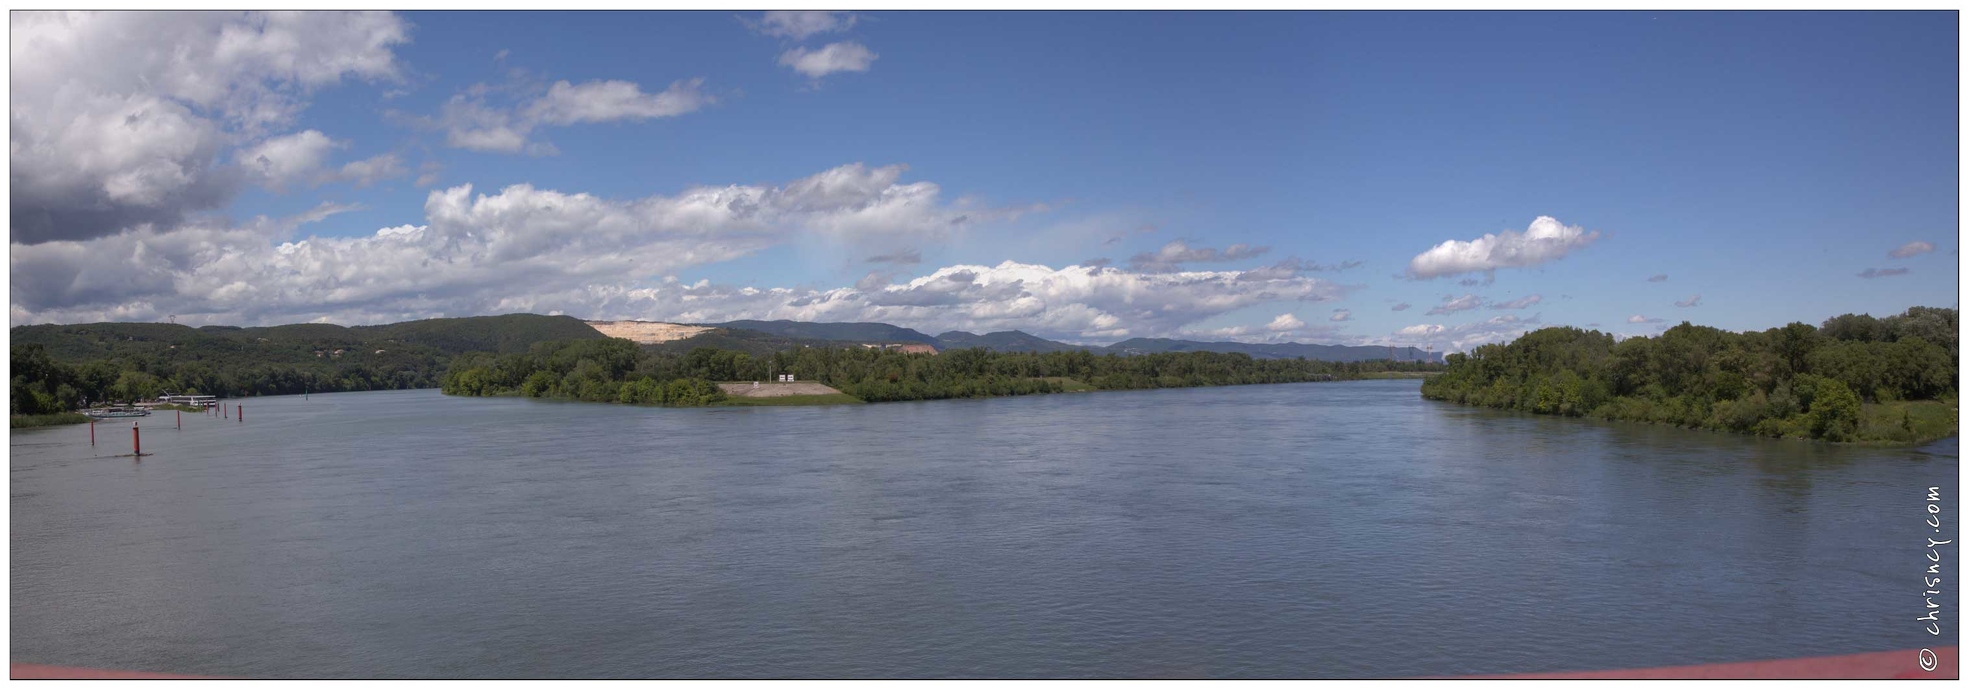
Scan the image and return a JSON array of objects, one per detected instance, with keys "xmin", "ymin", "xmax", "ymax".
[
  {"xmin": 715, "ymin": 320, "xmax": 940, "ymax": 346},
  {"xmin": 704, "ymin": 320, "xmax": 1442, "ymax": 363},
  {"xmin": 12, "ymin": 314, "xmax": 1440, "ymax": 367}
]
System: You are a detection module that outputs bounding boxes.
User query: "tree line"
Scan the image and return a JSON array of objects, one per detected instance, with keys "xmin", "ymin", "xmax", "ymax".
[
  {"xmin": 440, "ymin": 338, "xmax": 1447, "ymax": 406},
  {"xmin": 1419, "ymin": 306, "xmax": 1958, "ymax": 443},
  {"xmin": 10, "ymin": 343, "xmax": 440, "ymax": 415}
]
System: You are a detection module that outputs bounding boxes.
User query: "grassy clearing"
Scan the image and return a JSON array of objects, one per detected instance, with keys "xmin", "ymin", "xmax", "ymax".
[
  {"xmin": 1850, "ymin": 399, "xmax": 1958, "ymax": 445},
  {"xmin": 11, "ymin": 413, "xmax": 91, "ymax": 429},
  {"xmin": 717, "ymin": 393, "xmax": 865, "ymax": 407}
]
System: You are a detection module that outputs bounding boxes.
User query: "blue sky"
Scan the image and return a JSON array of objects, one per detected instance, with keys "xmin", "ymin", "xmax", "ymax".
[{"xmin": 10, "ymin": 11, "xmax": 1958, "ymax": 350}]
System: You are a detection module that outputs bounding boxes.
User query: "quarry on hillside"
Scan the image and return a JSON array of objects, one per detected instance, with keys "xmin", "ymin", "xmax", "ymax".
[{"xmin": 586, "ymin": 320, "xmax": 715, "ymax": 344}]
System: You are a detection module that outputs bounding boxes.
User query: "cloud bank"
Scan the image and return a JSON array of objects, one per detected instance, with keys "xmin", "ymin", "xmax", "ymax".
[{"xmin": 10, "ymin": 10, "xmax": 411, "ymax": 244}]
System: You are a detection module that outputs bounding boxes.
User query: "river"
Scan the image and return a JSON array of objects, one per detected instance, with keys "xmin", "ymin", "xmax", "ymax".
[{"xmin": 9, "ymin": 380, "xmax": 1958, "ymax": 678}]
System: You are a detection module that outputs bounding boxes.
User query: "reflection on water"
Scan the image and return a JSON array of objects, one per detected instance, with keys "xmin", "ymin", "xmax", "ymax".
[{"xmin": 10, "ymin": 381, "xmax": 1958, "ymax": 678}]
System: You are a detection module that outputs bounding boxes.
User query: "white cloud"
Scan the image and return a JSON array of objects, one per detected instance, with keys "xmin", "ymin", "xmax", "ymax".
[
  {"xmin": 1406, "ymin": 216, "xmax": 1601, "ymax": 280},
  {"xmin": 233, "ymin": 132, "xmax": 406, "ymax": 190},
  {"xmin": 1390, "ymin": 314, "xmax": 1541, "ymax": 353},
  {"xmin": 1426, "ymin": 293, "xmax": 1483, "ymax": 315},
  {"xmin": 11, "ymin": 164, "xmax": 1168, "ymax": 332},
  {"xmin": 338, "ymin": 153, "xmax": 408, "ymax": 188},
  {"xmin": 10, "ymin": 10, "xmax": 410, "ymax": 243},
  {"xmin": 11, "ymin": 164, "xmax": 961, "ymax": 322},
  {"xmin": 1128, "ymin": 240, "xmax": 1270, "ymax": 272},
  {"xmin": 1391, "ymin": 302, "xmax": 1412, "ymax": 312},
  {"xmin": 1674, "ymin": 294, "xmax": 1701, "ymax": 308},
  {"xmin": 13, "ymin": 223, "xmax": 1350, "ymax": 343},
  {"xmin": 748, "ymin": 11, "xmax": 857, "ymax": 40},
  {"xmin": 1270, "ymin": 313, "xmax": 1307, "ymax": 331},
  {"xmin": 779, "ymin": 41, "xmax": 878, "ymax": 80},
  {"xmin": 1329, "ymin": 309, "xmax": 1352, "ymax": 322},
  {"xmin": 1488, "ymin": 294, "xmax": 1542, "ymax": 310},
  {"xmin": 427, "ymin": 77, "xmax": 712, "ymax": 154},
  {"xmin": 1890, "ymin": 241, "xmax": 1935, "ymax": 259},
  {"xmin": 1628, "ymin": 314, "xmax": 1664, "ymax": 324},
  {"xmin": 236, "ymin": 130, "xmax": 342, "ymax": 190},
  {"xmin": 525, "ymin": 78, "xmax": 712, "ymax": 125}
]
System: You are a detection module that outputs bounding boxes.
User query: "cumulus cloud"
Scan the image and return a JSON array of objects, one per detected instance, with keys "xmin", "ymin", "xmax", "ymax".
[
  {"xmin": 10, "ymin": 10, "xmax": 411, "ymax": 244},
  {"xmin": 1425, "ymin": 293, "xmax": 1483, "ymax": 315},
  {"xmin": 1392, "ymin": 314, "xmax": 1541, "ymax": 353},
  {"xmin": 1674, "ymin": 294, "xmax": 1701, "ymax": 308},
  {"xmin": 429, "ymin": 77, "xmax": 713, "ymax": 154},
  {"xmin": 1488, "ymin": 294, "xmax": 1542, "ymax": 310},
  {"xmin": 1858, "ymin": 267, "xmax": 1910, "ymax": 279},
  {"xmin": 746, "ymin": 11, "xmax": 856, "ymax": 40},
  {"xmin": 1647, "ymin": 274, "xmax": 1668, "ymax": 282},
  {"xmin": 1180, "ymin": 312, "xmax": 1349, "ymax": 344},
  {"xmin": 1329, "ymin": 309, "xmax": 1352, "ymax": 322},
  {"xmin": 14, "ymin": 164, "xmax": 1330, "ymax": 340},
  {"xmin": 234, "ymin": 130, "xmax": 406, "ymax": 190},
  {"xmin": 1406, "ymin": 216, "xmax": 1600, "ymax": 280},
  {"xmin": 778, "ymin": 41, "xmax": 879, "ymax": 80},
  {"xmin": 1628, "ymin": 315, "xmax": 1664, "ymax": 324},
  {"xmin": 11, "ymin": 163, "xmax": 1041, "ymax": 326},
  {"xmin": 1128, "ymin": 240, "xmax": 1270, "ymax": 272},
  {"xmin": 1890, "ymin": 241, "xmax": 1935, "ymax": 259},
  {"xmin": 1391, "ymin": 302, "xmax": 1412, "ymax": 312},
  {"xmin": 235, "ymin": 130, "xmax": 340, "ymax": 190}
]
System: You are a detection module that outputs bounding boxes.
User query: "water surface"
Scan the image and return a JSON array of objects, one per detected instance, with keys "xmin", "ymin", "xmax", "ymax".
[{"xmin": 11, "ymin": 381, "xmax": 1958, "ymax": 677}]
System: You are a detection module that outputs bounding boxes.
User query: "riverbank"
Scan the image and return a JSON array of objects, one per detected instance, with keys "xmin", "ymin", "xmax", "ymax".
[
  {"xmin": 1356, "ymin": 371, "xmax": 1439, "ymax": 379},
  {"xmin": 10, "ymin": 413, "xmax": 89, "ymax": 429},
  {"xmin": 1427, "ymin": 394, "xmax": 1957, "ymax": 446},
  {"xmin": 715, "ymin": 381, "xmax": 863, "ymax": 406}
]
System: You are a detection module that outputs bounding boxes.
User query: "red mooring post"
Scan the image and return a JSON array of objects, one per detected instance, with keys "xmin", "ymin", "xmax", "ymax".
[
  {"xmin": 238, "ymin": 405, "xmax": 243, "ymax": 423},
  {"xmin": 177, "ymin": 410, "xmax": 181, "ymax": 429},
  {"xmin": 89, "ymin": 421, "xmax": 95, "ymax": 446},
  {"xmin": 132, "ymin": 422, "xmax": 140, "ymax": 457}
]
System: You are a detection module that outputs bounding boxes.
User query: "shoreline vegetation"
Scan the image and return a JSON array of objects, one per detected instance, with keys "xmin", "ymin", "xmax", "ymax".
[
  {"xmin": 1421, "ymin": 307, "xmax": 1958, "ymax": 445},
  {"xmin": 10, "ymin": 412, "xmax": 90, "ymax": 429},
  {"xmin": 439, "ymin": 338, "xmax": 1445, "ymax": 408}
]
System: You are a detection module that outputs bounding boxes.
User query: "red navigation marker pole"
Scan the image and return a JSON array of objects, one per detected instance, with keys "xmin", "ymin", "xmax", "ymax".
[
  {"xmin": 89, "ymin": 421, "xmax": 95, "ymax": 446},
  {"xmin": 238, "ymin": 406, "xmax": 243, "ymax": 423},
  {"xmin": 132, "ymin": 422, "xmax": 140, "ymax": 457},
  {"xmin": 177, "ymin": 410, "xmax": 181, "ymax": 429}
]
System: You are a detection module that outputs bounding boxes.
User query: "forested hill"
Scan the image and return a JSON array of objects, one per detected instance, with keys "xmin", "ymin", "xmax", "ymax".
[
  {"xmin": 933, "ymin": 330, "xmax": 1089, "ymax": 353},
  {"xmin": 10, "ymin": 314, "xmax": 604, "ymax": 411},
  {"xmin": 1419, "ymin": 306, "xmax": 1958, "ymax": 444},
  {"xmin": 1105, "ymin": 338, "xmax": 1442, "ymax": 363},
  {"xmin": 713, "ymin": 320, "xmax": 941, "ymax": 345}
]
